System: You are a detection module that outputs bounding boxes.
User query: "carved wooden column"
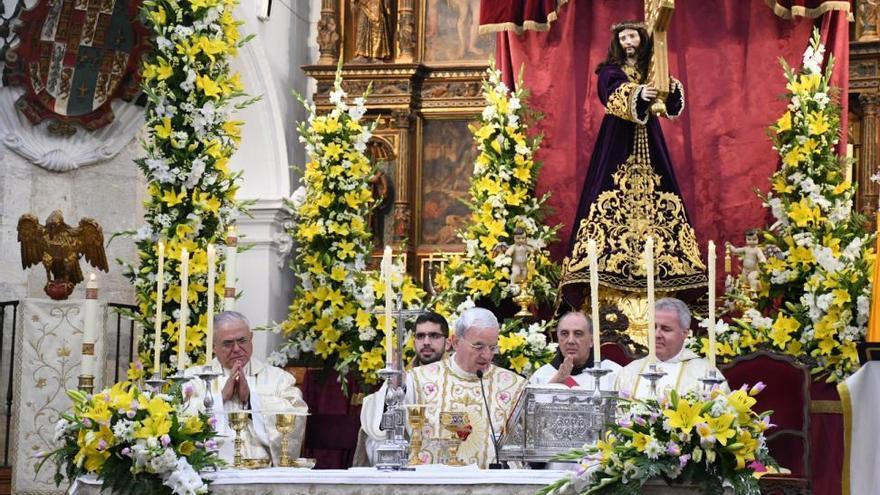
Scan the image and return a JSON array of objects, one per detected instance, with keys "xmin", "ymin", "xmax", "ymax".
[
  {"xmin": 858, "ymin": 93, "xmax": 880, "ymax": 218},
  {"xmin": 397, "ymin": 0, "xmax": 416, "ymax": 63},
  {"xmin": 392, "ymin": 110, "xmax": 413, "ymax": 247},
  {"xmin": 317, "ymin": 0, "xmax": 340, "ymax": 64}
]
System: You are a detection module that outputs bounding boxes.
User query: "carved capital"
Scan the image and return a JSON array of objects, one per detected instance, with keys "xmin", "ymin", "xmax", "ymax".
[{"xmin": 860, "ymin": 92, "xmax": 880, "ymax": 114}]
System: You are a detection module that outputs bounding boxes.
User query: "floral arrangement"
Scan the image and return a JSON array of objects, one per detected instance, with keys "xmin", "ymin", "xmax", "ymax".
[
  {"xmin": 119, "ymin": 0, "xmax": 253, "ymax": 373},
  {"xmin": 707, "ymin": 29, "xmax": 874, "ymax": 382},
  {"xmin": 271, "ymin": 67, "xmax": 424, "ymax": 386},
  {"xmin": 496, "ymin": 317, "xmax": 558, "ymax": 376},
  {"xmin": 429, "ymin": 64, "xmax": 560, "ymax": 376},
  {"xmin": 38, "ymin": 376, "xmax": 221, "ymax": 495},
  {"xmin": 542, "ymin": 386, "xmax": 776, "ymax": 495}
]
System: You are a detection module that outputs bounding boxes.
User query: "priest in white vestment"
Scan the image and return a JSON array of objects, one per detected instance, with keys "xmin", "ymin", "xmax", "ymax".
[
  {"xmin": 530, "ymin": 311, "xmax": 620, "ymax": 389},
  {"xmin": 615, "ymin": 298, "xmax": 728, "ymax": 399},
  {"xmin": 359, "ymin": 311, "xmax": 450, "ymax": 465},
  {"xmin": 184, "ymin": 311, "xmax": 308, "ymax": 465},
  {"xmin": 406, "ymin": 307, "xmax": 527, "ymax": 468}
]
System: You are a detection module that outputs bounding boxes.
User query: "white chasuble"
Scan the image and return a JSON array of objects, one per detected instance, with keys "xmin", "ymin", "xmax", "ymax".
[
  {"xmin": 407, "ymin": 355, "xmax": 526, "ymax": 468},
  {"xmin": 614, "ymin": 349, "xmax": 728, "ymax": 400},
  {"xmin": 185, "ymin": 357, "xmax": 308, "ymax": 465}
]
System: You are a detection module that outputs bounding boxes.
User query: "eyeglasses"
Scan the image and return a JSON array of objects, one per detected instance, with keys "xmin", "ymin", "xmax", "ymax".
[
  {"xmin": 219, "ymin": 337, "xmax": 252, "ymax": 349},
  {"xmin": 414, "ymin": 332, "xmax": 446, "ymax": 341},
  {"xmin": 462, "ymin": 339, "xmax": 499, "ymax": 355}
]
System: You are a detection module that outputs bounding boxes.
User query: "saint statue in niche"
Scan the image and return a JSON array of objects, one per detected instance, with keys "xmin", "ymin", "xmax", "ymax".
[{"xmin": 353, "ymin": 0, "xmax": 391, "ymax": 62}]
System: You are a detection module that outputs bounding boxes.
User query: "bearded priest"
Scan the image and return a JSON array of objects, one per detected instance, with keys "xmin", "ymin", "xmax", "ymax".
[
  {"xmin": 184, "ymin": 311, "xmax": 308, "ymax": 466},
  {"xmin": 406, "ymin": 307, "xmax": 527, "ymax": 467},
  {"xmin": 615, "ymin": 298, "xmax": 728, "ymax": 399}
]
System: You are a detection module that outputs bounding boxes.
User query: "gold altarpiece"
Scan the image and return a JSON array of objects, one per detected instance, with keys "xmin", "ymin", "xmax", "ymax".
[
  {"xmin": 305, "ymin": 0, "xmax": 490, "ymax": 289},
  {"xmin": 851, "ymin": 1, "xmax": 880, "ymax": 223}
]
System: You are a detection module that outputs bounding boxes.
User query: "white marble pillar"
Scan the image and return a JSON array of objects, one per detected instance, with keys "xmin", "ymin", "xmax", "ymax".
[{"xmin": 234, "ymin": 199, "xmax": 294, "ymax": 361}]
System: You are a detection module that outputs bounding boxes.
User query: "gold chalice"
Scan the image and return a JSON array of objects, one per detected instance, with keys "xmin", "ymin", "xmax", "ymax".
[
  {"xmin": 439, "ymin": 411, "xmax": 470, "ymax": 466},
  {"xmin": 228, "ymin": 411, "xmax": 250, "ymax": 468},
  {"xmin": 406, "ymin": 404, "xmax": 427, "ymax": 466},
  {"xmin": 275, "ymin": 413, "xmax": 297, "ymax": 467}
]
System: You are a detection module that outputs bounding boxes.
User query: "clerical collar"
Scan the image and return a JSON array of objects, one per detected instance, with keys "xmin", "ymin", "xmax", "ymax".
[
  {"xmin": 448, "ymin": 354, "xmax": 485, "ymax": 381},
  {"xmin": 659, "ymin": 348, "xmax": 690, "ymax": 365},
  {"xmin": 550, "ymin": 350, "xmax": 593, "ymax": 376}
]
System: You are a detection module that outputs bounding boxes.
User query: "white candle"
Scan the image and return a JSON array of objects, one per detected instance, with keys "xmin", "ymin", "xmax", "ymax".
[
  {"xmin": 154, "ymin": 242, "xmax": 165, "ymax": 374},
  {"xmin": 645, "ymin": 237, "xmax": 656, "ymax": 363},
  {"xmin": 382, "ymin": 246, "xmax": 393, "ymax": 365},
  {"xmin": 846, "ymin": 144, "xmax": 854, "ymax": 184},
  {"xmin": 206, "ymin": 244, "xmax": 216, "ymax": 364},
  {"xmin": 708, "ymin": 240, "xmax": 716, "ymax": 369},
  {"xmin": 178, "ymin": 248, "xmax": 189, "ymax": 372},
  {"xmin": 82, "ymin": 273, "xmax": 99, "ymax": 377},
  {"xmin": 224, "ymin": 227, "xmax": 237, "ymax": 311},
  {"xmin": 587, "ymin": 239, "xmax": 601, "ymax": 367}
]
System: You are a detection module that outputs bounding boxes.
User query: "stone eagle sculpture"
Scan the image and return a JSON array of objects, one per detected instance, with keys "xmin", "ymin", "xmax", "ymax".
[{"xmin": 17, "ymin": 210, "xmax": 109, "ymax": 300}]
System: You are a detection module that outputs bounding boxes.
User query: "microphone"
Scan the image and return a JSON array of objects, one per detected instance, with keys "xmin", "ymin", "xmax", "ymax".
[{"xmin": 476, "ymin": 369, "xmax": 507, "ymax": 469}]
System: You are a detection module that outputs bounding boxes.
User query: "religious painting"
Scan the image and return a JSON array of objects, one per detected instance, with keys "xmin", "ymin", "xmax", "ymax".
[
  {"xmin": 420, "ymin": 118, "xmax": 477, "ymax": 245},
  {"xmin": 421, "ymin": 0, "xmax": 493, "ymax": 64},
  {"xmin": 6, "ymin": 0, "xmax": 150, "ymax": 131}
]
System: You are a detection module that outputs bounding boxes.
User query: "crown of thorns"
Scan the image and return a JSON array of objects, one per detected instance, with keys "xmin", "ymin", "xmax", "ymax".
[{"xmin": 611, "ymin": 21, "xmax": 646, "ymax": 31}]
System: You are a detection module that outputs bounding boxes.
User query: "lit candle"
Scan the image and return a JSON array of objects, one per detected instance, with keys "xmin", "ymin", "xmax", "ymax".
[
  {"xmin": 82, "ymin": 273, "xmax": 99, "ymax": 377},
  {"xmin": 206, "ymin": 244, "xmax": 216, "ymax": 364},
  {"xmin": 225, "ymin": 227, "xmax": 237, "ymax": 311},
  {"xmin": 178, "ymin": 247, "xmax": 189, "ymax": 372},
  {"xmin": 153, "ymin": 242, "xmax": 165, "ymax": 374},
  {"xmin": 708, "ymin": 240, "xmax": 716, "ymax": 369},
  {"xmin": 587, "ymin": 239, "xmax": 601, "ymax": 367},
  {"xmin": 382, "ymin": 246, "xmax": 393, "ymax": 365},
  {"xmin": 645, "ymin": 237, "xmax": 656, "ymax": 363}
]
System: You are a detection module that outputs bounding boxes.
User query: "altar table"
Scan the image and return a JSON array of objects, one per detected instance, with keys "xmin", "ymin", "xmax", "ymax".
[{"xmin": 69, "ymin": 467, "xmax": 732, "ymax": 495}]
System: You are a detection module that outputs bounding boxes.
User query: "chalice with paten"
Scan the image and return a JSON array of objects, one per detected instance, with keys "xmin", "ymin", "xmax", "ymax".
[{"xmin": 439, "ymin": 411, "xmax": 471, "ymax": 466}]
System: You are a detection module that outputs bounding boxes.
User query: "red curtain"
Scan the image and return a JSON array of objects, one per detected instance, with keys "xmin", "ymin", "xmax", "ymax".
[
  {"xmin": 490, "ymin": 3, "xmax": 849, "ymax": 493},
  {"xmin": 492, "ymin": 0, "xmax": 850, "ymax": 261}
]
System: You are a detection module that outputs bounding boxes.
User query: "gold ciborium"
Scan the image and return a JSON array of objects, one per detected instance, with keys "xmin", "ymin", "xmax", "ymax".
[
  {"xmin": 406, "ymin": 404, "xmax": 427, "ymax": 466},
  {"xmin": 439, "ymin": 411, "xmax": 470, "ymax": 466},
  {"xmin": 275, "ymin": 413, "xmax": 297, "ymax": 467},
  {"xmin": 228, "ymin": 411, "xmax": 250, "ymax": 468}
]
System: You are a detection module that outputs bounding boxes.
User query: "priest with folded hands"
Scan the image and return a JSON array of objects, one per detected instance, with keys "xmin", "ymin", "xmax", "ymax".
[{"xmin": 185, "ymin": 311, "xmax": 308, "ymax": 466}]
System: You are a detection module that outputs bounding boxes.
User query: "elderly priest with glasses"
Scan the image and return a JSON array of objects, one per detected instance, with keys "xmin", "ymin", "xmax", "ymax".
[
  {"xmin": 185, "ymin": 311, "xmax": 309, "ymax": 466},
  {"xmin": 405, "ymin": 307, "xmax": 527, "ymax": 467}
]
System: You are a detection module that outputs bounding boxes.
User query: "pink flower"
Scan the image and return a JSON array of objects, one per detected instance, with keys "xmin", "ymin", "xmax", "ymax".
[
  {"xmin": 161, "ymin": 434, "xmax": 171, "ymax": 447},
  {"xmin": 183, "ymin": 383, "xmax": 195, "ymax": 398},
  {"xmin": 749, "ymin": 382, "xmax": 766, "ymax": 396},
  {"xmin": 679, "ymin": 454, "xmax": 691, "ymax": 468},
  {"xmin": 97, "ymin": 439, "xmax": 107, "ymax": 450},
  {"xmin": 749, "ymin": 460, "xmax": 768, "ymax": 473},
  {"xmin": 666, "ymin": 443, "xmax": 681, "ymax": 456},
  {"xmin": 121, "ymin": 447, "xmax": 132, "ymax": 457}
]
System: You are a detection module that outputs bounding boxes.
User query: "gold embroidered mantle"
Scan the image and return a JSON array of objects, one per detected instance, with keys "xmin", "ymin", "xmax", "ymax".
[{"xmin": 563, "ymin": 126, "xmax": 707, "ymax": 293}]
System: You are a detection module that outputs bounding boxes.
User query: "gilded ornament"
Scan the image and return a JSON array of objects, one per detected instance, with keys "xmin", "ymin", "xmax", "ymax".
[{"xmin": 17, "ymin": 210, "xmax": 109, "ymax": 300}]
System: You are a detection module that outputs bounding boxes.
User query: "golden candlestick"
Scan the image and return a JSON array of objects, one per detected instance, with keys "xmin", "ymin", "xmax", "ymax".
[
  {"xmin": 439, "ymin": 411, "xmax": 470, "ymax": 466},
  {"xmin": 406, "ymin": 405, "xmax": 427, "ymax": 466},
  {"xmin": 275, "ymin": 413, "xmax": 297, "ymax": 467},
  {"xmin": 228, "ymin": 411, "xmax": 250, "ymax": 468}
]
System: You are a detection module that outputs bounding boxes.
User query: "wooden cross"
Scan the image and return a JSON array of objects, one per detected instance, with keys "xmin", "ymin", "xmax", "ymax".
[{"xmin": 645, "ymin": 0, "xmax": 675, "ymax": 114}]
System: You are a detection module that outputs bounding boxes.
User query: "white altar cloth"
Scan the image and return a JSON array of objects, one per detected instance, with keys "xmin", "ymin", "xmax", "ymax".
[{"xmin": 70, "ymin": 466, "xmax": 568, "ymax": 495}]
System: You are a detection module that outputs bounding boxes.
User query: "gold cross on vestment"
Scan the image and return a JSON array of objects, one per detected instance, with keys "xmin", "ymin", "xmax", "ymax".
[{"xmin": 644, "ymin": 0, "xmax": 674, "ymax": 114}]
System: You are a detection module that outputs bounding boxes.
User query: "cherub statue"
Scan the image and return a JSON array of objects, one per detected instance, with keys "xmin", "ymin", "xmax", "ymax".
[
  {"xmin": 505, "ymin": 228, "xmax": 535, "ymax": 285},
  {"xmin": 17, "ymin": 210, "xmax": 109, "ymax": 300},
  {"xmin": 725, "ymin": 229, "xmax": 766, "ymax": 294}
]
